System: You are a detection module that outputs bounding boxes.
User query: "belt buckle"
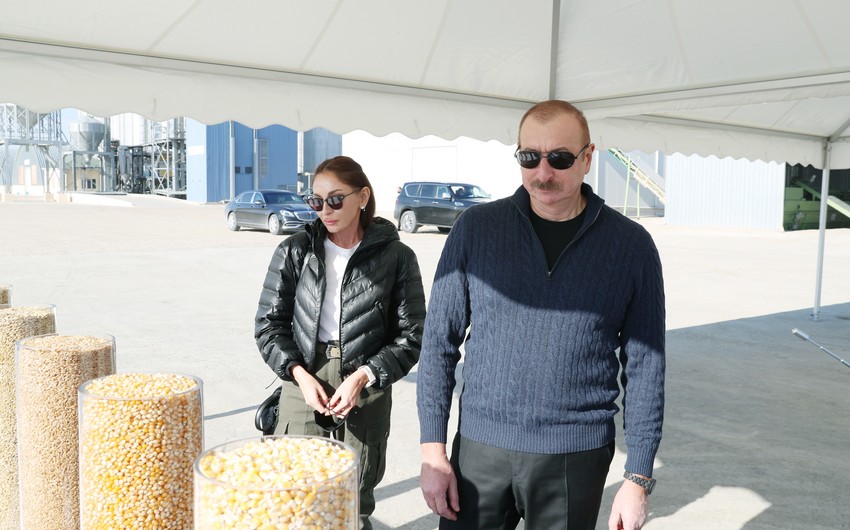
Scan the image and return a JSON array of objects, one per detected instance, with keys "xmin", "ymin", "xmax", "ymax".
[{"xmin": 325, "ymin": 341, "xmax": 341, "ymax": 359}]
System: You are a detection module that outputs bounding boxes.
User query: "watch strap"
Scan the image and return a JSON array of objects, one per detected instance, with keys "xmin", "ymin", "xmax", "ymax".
[{"xmin": 623, "ymin": 471, "xmax": 656, "ymax": 494}]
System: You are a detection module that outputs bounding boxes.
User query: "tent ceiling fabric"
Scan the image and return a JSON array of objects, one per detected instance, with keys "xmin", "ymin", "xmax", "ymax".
[
  {"xmin": 557, "ymin": 1, "xmax": 850, "ymax": 167},
  {"xmin": 0, "ymin": 0, "xmax": 551, "ymax": 142},
  {"xmin": 3, "ymin": 0, "xmax": 850, "ymax": 167}
]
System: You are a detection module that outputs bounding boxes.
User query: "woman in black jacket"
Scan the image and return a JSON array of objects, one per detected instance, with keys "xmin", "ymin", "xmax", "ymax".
[{"xmin": 255, "ymin": 155, "xmax": 426, "ymax": 529}]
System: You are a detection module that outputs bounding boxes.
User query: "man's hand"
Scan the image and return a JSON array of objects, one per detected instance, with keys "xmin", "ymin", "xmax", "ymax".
[
  {"xmin": 420, "ymin": 443, "xmax": 460, "ymax": 520},
  {"xmin": 608, "ymin": 479, "xmax": 648, "ymax": 530}
]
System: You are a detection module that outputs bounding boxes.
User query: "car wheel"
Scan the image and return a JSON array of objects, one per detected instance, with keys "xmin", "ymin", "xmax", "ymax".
[
  {"xmin": 438, "ymin": 226, "xmax": 451, "ymax": 234},
  {"xmin": 227, "ymin": 212, "xmax": 240, "ymax": 231},
  {"xmin": 268, "ymin": 215, "xmax": 282, "ymax": 235},
  {"xmin": 400, "ymin": 210, "xmax": 419, "ymax": 233}
]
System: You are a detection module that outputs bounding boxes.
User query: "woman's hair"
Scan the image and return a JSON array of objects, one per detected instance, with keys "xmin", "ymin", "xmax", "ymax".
[{"xmin": 314, "ymin": 155, "xmax": 376, "ymax": 230}]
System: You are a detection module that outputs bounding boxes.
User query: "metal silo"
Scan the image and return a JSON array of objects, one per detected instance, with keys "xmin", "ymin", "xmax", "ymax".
[{"xmin": 0, "ymin": 104, "xmax": 67, "ymax": 196}]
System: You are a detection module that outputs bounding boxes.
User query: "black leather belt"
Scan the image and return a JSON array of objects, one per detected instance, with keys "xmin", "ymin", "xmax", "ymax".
[{"xmin": 318, "ymin": 340, "xmax": 341, "ymax": 359}]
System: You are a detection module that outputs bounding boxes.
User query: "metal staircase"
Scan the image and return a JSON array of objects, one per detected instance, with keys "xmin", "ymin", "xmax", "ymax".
[{"xmin": 608, "ymin": 147, "xmax": 666, "ymax": 205}]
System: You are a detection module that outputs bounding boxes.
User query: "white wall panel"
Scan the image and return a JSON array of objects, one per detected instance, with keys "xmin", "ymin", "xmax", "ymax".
[{"xmin": 665, "ymin": 154, "xmax": 785, "ymax": 230}]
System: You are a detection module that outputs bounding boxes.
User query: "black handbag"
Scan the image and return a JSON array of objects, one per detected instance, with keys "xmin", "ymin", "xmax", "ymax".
[{"xmin": 254, "ymin": 386, "xmax": 282, "ymax": 435}]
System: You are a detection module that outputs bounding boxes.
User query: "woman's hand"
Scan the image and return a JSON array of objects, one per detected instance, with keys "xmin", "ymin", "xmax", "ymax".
[
  {"xmin": 326, "ymin": 368, "xmax": 369, "ymax": 417},
  {"xmin": 291, "ymin": 365, "xmax": 331, "ymax": 412}
]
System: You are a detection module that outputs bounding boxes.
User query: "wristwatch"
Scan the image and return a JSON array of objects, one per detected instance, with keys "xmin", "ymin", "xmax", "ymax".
[{"xmin": 623, "ymin": 472, "xmax": 656, "ymax": 494}]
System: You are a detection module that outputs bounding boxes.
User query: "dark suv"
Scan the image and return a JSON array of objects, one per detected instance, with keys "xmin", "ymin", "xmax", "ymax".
[{"xmin": 393, "ymin": 181, "xmax": 491, "ymax": 233}]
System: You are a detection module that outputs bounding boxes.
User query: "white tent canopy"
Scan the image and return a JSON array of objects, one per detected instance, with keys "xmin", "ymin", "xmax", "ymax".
[
  {"xmin": 3, "ymin": 0, "xmax": 850, "ymax": 165},
  {"xmin": 2, "ymin": 0, "xmax": 848, "ymax": 315}
]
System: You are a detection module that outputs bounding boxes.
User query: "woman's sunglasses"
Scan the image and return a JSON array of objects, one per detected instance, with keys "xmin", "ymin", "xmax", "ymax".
[
  {"xmin": 514, "ymin": 143, "xmax": 590, "ymax": 170},
  {"xmin": 305, "ymin": 190, "xmax": 359, "ymax": 212},
  {"xmin": 314, "ymin": 410, "xmax": 347, "ymax": 433}
]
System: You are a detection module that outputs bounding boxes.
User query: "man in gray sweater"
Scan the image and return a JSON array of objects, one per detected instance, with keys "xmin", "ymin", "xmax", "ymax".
[{"xmin": 417, "ymin": 100, "xmax": 665, "ymax": 530}]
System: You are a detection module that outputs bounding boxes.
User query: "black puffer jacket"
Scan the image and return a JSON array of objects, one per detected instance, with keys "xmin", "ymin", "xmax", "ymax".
[{"xmin": 255, "ymin": 217, "xmax": 426, "ymax": 390}]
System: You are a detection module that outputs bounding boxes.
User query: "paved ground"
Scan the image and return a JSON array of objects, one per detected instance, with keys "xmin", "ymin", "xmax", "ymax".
[{"xmin": 1, "ymin": 193, "xmax": 848, "ymax": 529}]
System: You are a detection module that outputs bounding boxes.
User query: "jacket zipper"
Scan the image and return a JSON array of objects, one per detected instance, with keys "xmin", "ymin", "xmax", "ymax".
[{"xmin": 336, "ymin": 240, "xmax": 367, "ymax": 378}]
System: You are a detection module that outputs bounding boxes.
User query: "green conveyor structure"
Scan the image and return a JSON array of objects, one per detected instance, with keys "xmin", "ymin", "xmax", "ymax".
[{"xmin": 785, "ymin": 179, "xmax": 850, "ymax": 230}]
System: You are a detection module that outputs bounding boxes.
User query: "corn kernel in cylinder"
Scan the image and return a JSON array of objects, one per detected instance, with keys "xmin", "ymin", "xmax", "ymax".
[
  {"xmin": 79, "ymin": 372, "xmax": 203, "ymax": 530},
  {"xmin": 194, "ymin": 436, "xmax": 358, "ymax": 529}
]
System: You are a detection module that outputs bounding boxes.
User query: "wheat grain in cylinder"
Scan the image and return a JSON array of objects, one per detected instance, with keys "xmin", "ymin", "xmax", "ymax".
[
  {"xmin": 16, "ymin": 334, "xmax": 115, "ymax": 530},
  {"xmin": 0, "ymin": 305, "xmax": 56, "ymax": 528},
  {"xmin": 0, "ymin": 285, "xmax": 10, "ymax": 308}
]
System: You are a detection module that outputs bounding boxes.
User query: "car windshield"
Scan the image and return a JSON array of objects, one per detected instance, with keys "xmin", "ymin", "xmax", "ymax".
[
  {"xmin": 264, "ymin": 192, "xmax": 304, "ymax": 205},
  {"xmin": 450, "ymin": 185, "xmax": 490, "ymax": 199}
]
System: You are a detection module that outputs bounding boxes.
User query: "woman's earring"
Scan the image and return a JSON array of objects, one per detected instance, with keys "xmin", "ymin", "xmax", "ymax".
[{"xmin": 360, "ymin": 205, "xmax": 366, "ymax": 211}]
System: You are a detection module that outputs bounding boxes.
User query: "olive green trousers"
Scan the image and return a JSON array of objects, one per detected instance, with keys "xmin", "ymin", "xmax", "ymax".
[{"xmin": 276, "ymin": 354, "xmax": 391, "ymax": 530}]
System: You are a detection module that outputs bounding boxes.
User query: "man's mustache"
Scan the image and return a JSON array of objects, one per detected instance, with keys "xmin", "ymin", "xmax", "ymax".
[{"xmin": 531, "ymin": 179, "xmax": 560, "ymax": 191}]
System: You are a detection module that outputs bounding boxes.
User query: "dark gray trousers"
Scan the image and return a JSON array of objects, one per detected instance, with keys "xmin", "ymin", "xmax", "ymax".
[
  {"xmin": 276, "ymin": 354, "xmax": 391, "ymax": 530},
  {"xmin": 441, "ymin": 434, "xmax": 614, "ymax": 530}
]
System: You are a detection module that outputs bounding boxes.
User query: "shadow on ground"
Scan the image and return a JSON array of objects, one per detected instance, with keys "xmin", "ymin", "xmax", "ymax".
[{"xmin": 599, "ymin": 303, "xmax": 850, "ymax": 530}]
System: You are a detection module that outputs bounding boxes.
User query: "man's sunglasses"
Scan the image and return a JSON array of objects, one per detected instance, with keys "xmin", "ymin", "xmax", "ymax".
[
  {"xmin": 514, "ymin": 143, "xmax": 590, "ymax": 170},
  {"xmin": 305, "ymin": 190, "xmax": 359, "ymax": 212},
  {"xmin": 314, "ymin": 410, "xmax": 347, "ymax": 433}
]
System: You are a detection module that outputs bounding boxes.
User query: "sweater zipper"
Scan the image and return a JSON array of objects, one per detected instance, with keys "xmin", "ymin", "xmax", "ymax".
[
  {"xmin": 522, "ymin": 206, "xmax": 602, "ymax": 278},
  {"xmin": 517, "ymin": 213, "xmax": 553, "ymax": 279}
]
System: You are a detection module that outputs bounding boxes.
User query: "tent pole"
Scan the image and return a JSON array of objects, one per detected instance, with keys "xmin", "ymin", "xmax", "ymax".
[
  {"xmin": 812, "ymin": 141, "xmax": 831, "ymax": 321},
  {"xmin": 548, "ymin": 0, "xmax": 560, "ymax": 99}
]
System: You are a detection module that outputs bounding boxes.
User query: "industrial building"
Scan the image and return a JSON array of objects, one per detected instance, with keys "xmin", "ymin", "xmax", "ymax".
[
  {"xmin": 0, "ymin": 105, "xmax": 341, "ymax": 203},
  {"xmin": 2, "ymin": 103, "xmax": 849, "ymax": 232}
]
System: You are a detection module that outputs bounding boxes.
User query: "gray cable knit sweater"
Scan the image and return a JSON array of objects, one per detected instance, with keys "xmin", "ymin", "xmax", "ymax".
[{"xmin": 417, "ymin": 184, "xmax": 665, "ymax": 477}]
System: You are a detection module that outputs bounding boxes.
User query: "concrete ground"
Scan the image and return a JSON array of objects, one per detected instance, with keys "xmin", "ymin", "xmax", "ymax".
[{"xmin": 1, "ymin": 193, "xmax": 848, "ymax": 529}]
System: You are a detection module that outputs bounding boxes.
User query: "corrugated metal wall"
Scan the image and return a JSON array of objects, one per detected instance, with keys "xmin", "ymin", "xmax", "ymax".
[
  {"xmin": 233, "ymin": 122, "xmax": 255, "ymax": 193},
  {"xmin": 303, "ymin": 128, "xmax": 342, "ymax": 175},
  {"xmin": 203, "ymin": 122, "xmax": 231, "ymax": 202},
  {"xmin": 257, "ymin": 125, "xmax": 298, "ymax": 192},
  {"xmin": 666, "ymin": 154, "xmax": 785, "ymax": 230},
  {"xmin": 191, "ymin": 122, "xmax": 298, "ymax": 203}
]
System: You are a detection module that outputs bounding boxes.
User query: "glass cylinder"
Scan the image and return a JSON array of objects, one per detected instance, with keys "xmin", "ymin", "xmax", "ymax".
[
  {"xmin": 16, "ymin": 334, "xmax": 116, "ymax": 530},
  {"xmin": 0, "ymin": 284, "xmax": 10, "ymax": 309},
  {"xmin": 79, "ymin": 372, "xmax": 203, "ymax": 530},
  {"xmin": 194, "ymin": 435, "xmax": 359, "ymax": 529},
  {"xmin": 0, "ymin": 304, "xmax": 56, "ymax": 528}
]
